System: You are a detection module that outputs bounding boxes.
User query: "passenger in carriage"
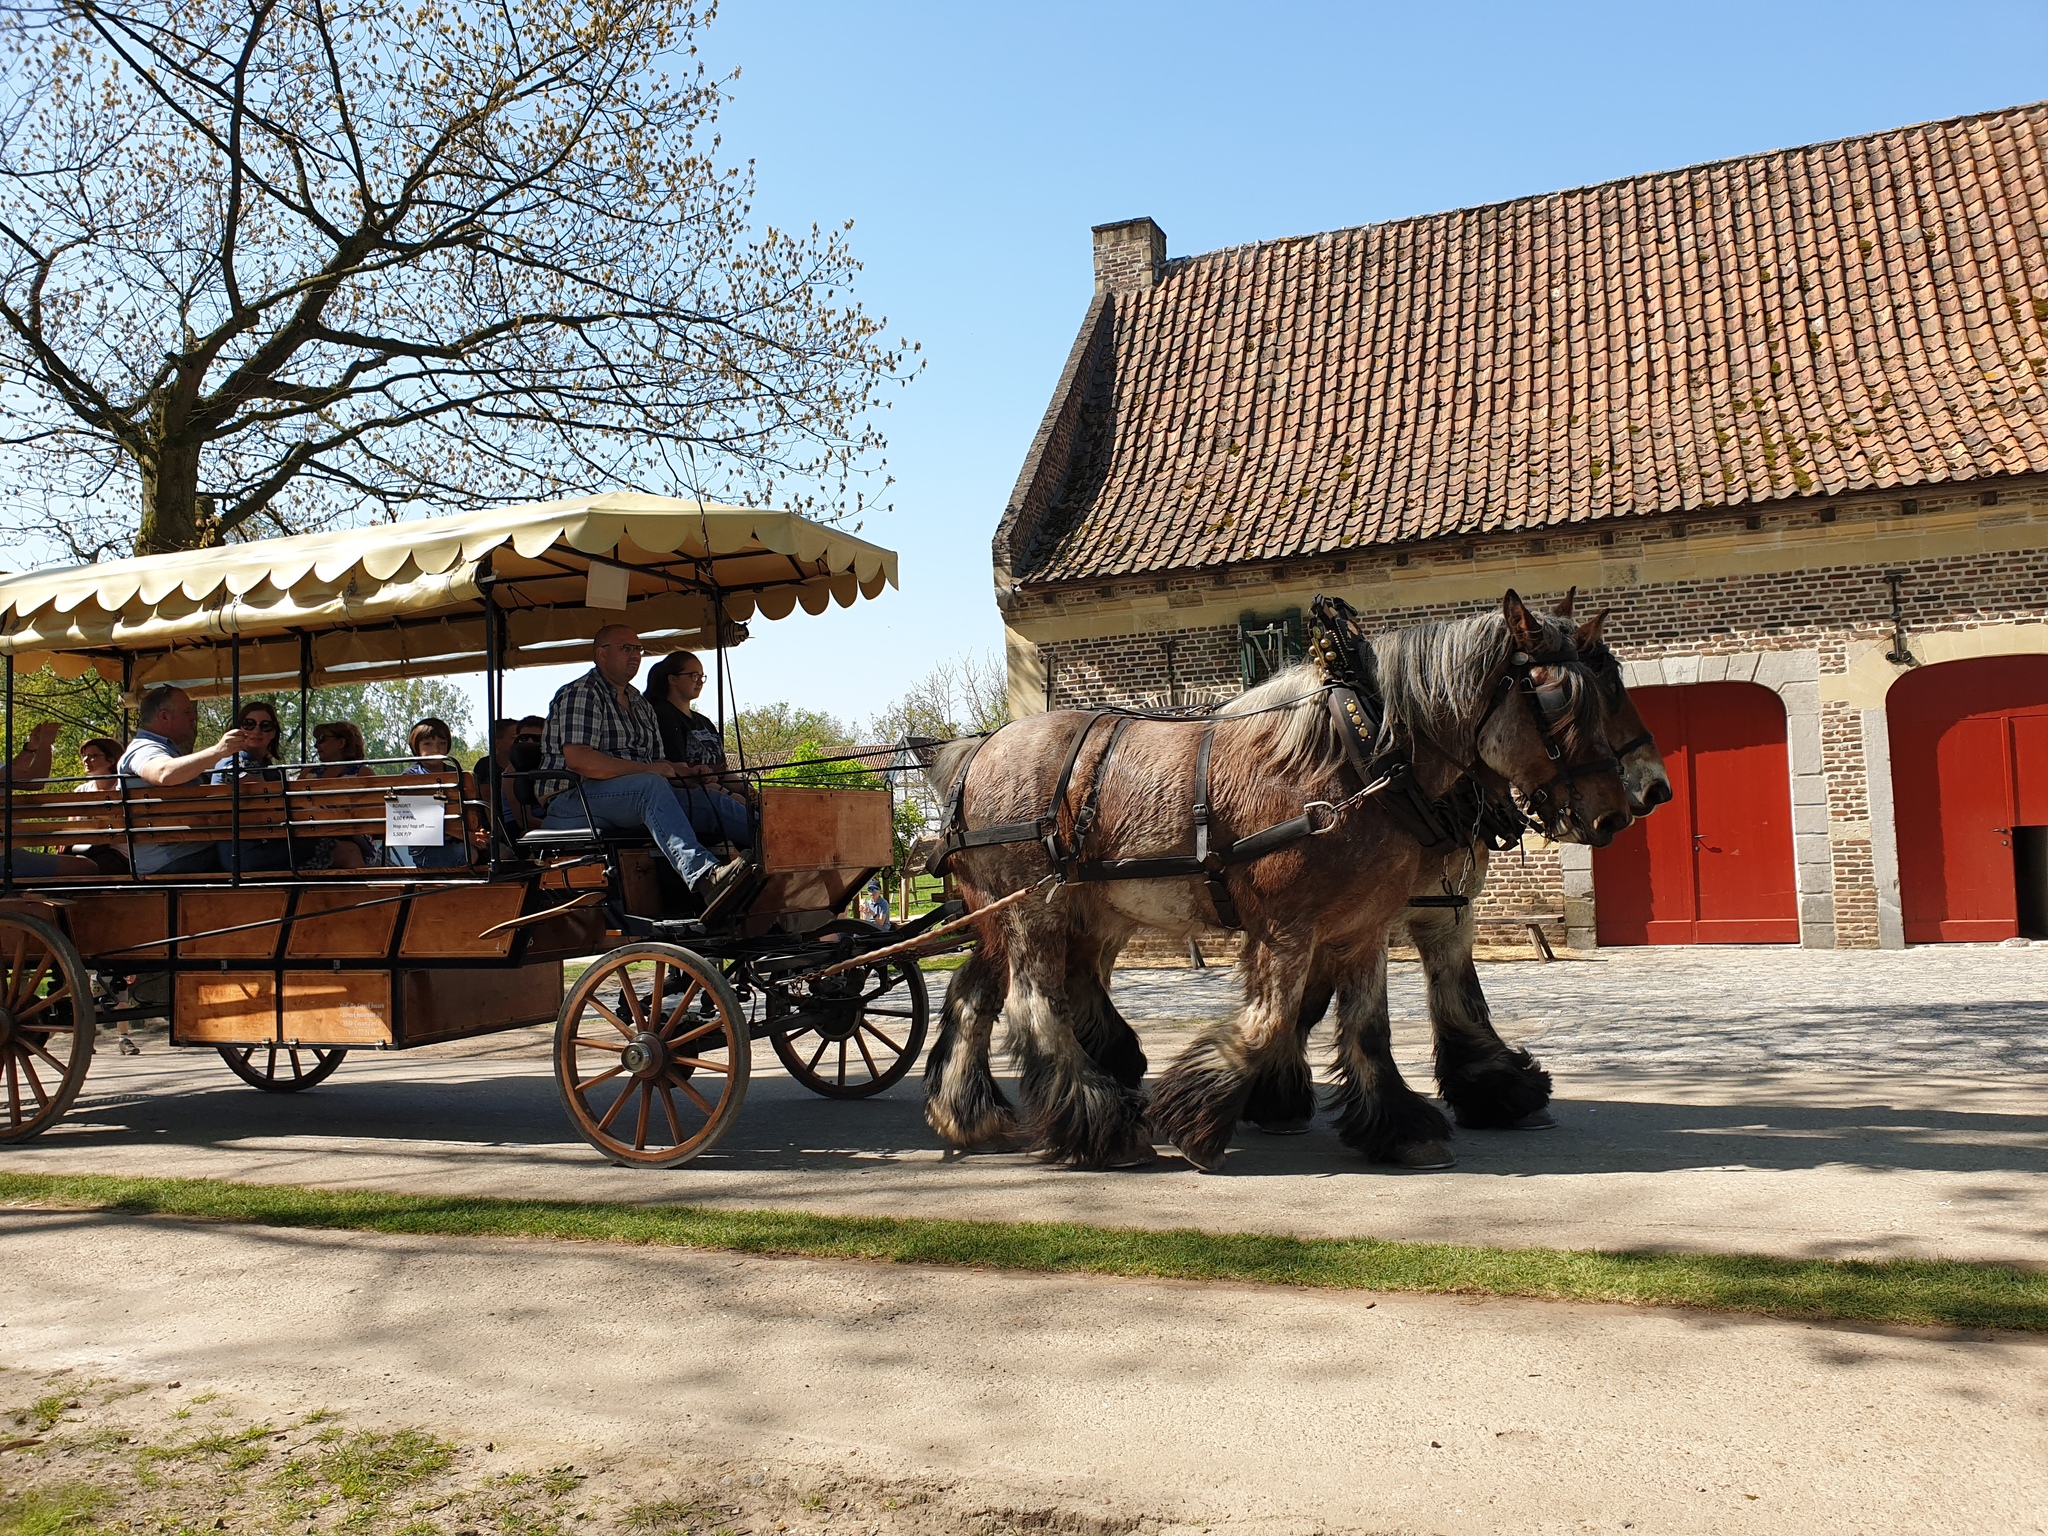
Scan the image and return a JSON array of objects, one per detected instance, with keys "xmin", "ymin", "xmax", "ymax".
[
  {"xmin": 2, "ymin": 721, "xmax": 99, "ymax": 876},
  {"xmin": 208, "ymin": 698, "xmax": 295, "ymax": 872},
  {"xmin": 70, "ymin": 736, "xmax": 131, "ymax": 875},
  {"xmin": 537, "ymin": 625, "xmax": 753, "ymax": 913},
  {"xmin": 299, "ymin": 721, "xmax": 374, "ymax": 869},
  {"xmin": 391, "ymin": 717, "xmax": 475, "ymax": 869},
  {"xmin": 113, "ymin": 685, "xmax": 258, "ymax": 875}
]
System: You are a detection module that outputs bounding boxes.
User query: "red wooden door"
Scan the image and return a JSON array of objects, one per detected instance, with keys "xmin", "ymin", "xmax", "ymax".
[
  {"xmin": 1593, "ymin": 682, "xmax": 1800, "ymax": 944},
  {"xmin": 1889, "ymin": 657, "xmax": 2048, "ymax": 942}
]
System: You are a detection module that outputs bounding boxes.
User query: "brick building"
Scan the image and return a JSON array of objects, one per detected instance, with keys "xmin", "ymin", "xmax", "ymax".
[{"xmin": 992, "ymin": 103, "xmax": 2048, "ymax": 950}]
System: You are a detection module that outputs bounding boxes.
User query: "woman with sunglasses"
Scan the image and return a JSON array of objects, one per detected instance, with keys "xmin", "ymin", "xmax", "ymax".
[{"xmin": 208, "ymin": 700, "xmax": 293, "ymax": 871}]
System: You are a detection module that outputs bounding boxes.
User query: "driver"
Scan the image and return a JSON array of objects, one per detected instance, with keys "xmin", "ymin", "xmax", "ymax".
[{"xmin": 538, "ymin": 625, "xmax": 753, "ymax": 914}]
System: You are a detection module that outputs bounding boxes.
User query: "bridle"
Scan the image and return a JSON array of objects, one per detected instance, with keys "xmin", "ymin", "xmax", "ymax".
[
  {"xmin": 1582, "ymin": 640, "xmax": 1656, "ymax": 760},
  {"xmin": 1472, "ymin": 646, "xmax": 1622, "ymax": 834}
]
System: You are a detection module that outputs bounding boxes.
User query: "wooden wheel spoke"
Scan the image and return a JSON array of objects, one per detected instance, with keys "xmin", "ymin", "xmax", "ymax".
[
  {"xmin": 22, "ymin": 1036, "xmax": 68, "ymax": 1076},
  {"xmin": 574, "ymin": 1036, "xmax": 628, "ymax": 1053},
  {"xmin": 660, "ymin": 982, "xmax": 706, "ymax": 1037},
  {"xmin": 14, "ymin": 951, "xmax": 53, "ymax": 1010},
  {"xmin": 4, "ymin": 929, "xmax": 26, "ymax": 1007},
  {"xmin": 576, "ymin": 1064, "xmax": 626, "ymax": 1093},
  {"xmin": 863, "ymin": 1006, "xmax": 916, "ymax": 1019},
  {"xmin": 6, "ymin": 1053, "xmax": 21, "ymax": 1124},
  {"xmin": 595, "ymin": 1082, "xmax": 635, "ymax": 1132},
  {"xmin": 854, "ymin": 1030, "xmax": 881, "ymax": 1080},
  {"xmin": 675, "ymin": 1076, "xmax": 716, "ymax": 1117},
  {"xmin": 658, "ymin": 1082, "xmax": 685, "ymax": 1143},
  {"xmin": 619, "ymin": 975, "xmax": 651, "ymax": 1033},
  {"xmin": 805, "ymin": 1035, "xmax": 831, "ymax": 1074},
  {"xmin": 859, "ymin": 1020, "xmax": 905, "ymax": 1056},
  {"xmin": 587, "ymin": 997, "xmax": 636, "ymax": 1040},
  {"xmin": 836, "ymin": 1038, "xmax": 848, "ymax": 1087},
  {"xmin": 17, "ymin": 1053, "xmax": 49, "ymax": 1107},
  {"xmin": 288, "ymin": 1048, "xmax": 305, "ymax": 1080},
  {"xmin": 632, "ymin": 1082, "xmax": 652, "ymax": 1151},
  {"xmin": 668, "ymin": 1015, "xmax": 721, "ymax": 1048},
  {"xmin": 12, "ymin": 988, "xmax": 72, "ymax": 1027},
  {"xmin": 669, "ymin": 1054, "xmax": 729, "ymax": 1076}
]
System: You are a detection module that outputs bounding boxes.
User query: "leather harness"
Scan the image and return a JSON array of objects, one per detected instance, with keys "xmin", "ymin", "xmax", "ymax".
[{"xmin": 928, "ymin": 597, "xmax": 1618, "ymax": 930}]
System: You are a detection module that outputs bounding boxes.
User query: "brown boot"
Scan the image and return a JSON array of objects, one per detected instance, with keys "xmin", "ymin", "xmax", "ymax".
[{"xmin": 693, "ymin": 854, "xmax": 753, "ymax": 919}]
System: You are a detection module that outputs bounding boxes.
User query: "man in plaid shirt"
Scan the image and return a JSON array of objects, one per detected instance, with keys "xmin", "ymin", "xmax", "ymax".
[{"xmin": 540, "ymin": 625, "xmax": 753, "ymax": 911}]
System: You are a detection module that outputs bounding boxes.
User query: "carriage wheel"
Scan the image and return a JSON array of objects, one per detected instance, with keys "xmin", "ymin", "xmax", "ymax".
[
  {"xmin": 768, "ymin": 933, "xmax": 929, "ymax": 1100},
  {"xmin": 0, "ymin": 913, "xmax": 97, "ymax": 1144},
  {"xmin": 554, "ymin": 942, "xmax": 750, "ymax": 1168},
  {"xmin": 217, "ymin": 1043, "xmax": 348, "ymax": 1092}
]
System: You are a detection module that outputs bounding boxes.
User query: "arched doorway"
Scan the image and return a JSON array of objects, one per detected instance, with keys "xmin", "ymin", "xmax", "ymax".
[
  {"xmin": 1888, "ymin": 656, "xmax": 2048, "ymax": 942},
  {"xmin": 1593, "ymin": 682, "xmax": 1800, "ymax": 944}
]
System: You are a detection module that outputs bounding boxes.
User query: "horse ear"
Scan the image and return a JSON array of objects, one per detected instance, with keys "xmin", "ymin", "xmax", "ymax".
[
  {"xmin": 1575, "ymin": 608, "xmax": 1611, "ymax": 648},
  {"xmin": 1502, "ymin": 589, "xmax": 1545, "ymax": 652},
  {"xmin": 1553, "ymin": 586, "xmax": 1577, "ymax": 619}
]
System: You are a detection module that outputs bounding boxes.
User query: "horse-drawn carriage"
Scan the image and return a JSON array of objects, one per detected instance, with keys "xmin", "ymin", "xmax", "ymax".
[{"xmin": 0, "ymin": 494, "xmax": 953, "ymax": 1167}]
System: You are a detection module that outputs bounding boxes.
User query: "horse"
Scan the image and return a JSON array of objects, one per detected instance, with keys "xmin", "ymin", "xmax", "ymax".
[{"xmin": 922, "ymin": 591, "xmax": 1632, "ymax": 1171}]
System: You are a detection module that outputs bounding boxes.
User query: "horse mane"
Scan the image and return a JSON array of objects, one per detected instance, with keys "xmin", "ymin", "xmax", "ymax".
[
  {"xmin": 923, "ymin": 736, "xmax": 981, "ymax": 801},
  {"xmin": 1217, "ymin": 662, "xmax": 1348, "ymax": 781},
  {"xmin": 1372, "ymin": 609, "xmax": 1602, "ymax": 764}
]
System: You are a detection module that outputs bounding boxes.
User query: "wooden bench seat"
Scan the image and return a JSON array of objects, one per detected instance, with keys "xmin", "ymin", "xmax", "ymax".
[
  {"xmin": 3, "ymin": 771, "xmax": 476, "ymax": 852},
  {"xmin": 1471, "ymin": 908, "xmax": 1565, "ymax": 962}
]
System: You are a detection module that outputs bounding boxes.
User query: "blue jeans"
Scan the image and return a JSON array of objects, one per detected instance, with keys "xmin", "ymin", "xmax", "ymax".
[
  {"xmin": 215, "ymin": 840, "xmax": 293, "ymax": 872},
  {"xmin": 542, "ymin": 774, "xmax": 752, "ymax": 885},
  {"xmin": 389, "ymin": 841, "xmax": 470, "ymax": 870}
]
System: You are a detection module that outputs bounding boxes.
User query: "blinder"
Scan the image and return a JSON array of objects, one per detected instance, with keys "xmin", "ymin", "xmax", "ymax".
[{"xmin": 1478, "ymin": 647, "xmax": 1623, "ymax": 832}]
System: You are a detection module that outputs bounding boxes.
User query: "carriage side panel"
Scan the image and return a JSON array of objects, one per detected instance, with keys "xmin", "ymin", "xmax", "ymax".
[
  {"xmin": 752, "ymin": 787, "xmax": 892, "ymax": 920},
  {"xmin": 397, "ymin": 961, "xmax": 563, "ymax": 1044}
]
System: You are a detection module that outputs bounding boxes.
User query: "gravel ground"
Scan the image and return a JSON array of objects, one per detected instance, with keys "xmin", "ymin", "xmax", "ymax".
[{"xmin": 1111, "ymin": 945, "xmax": 2048, "ymax": 1076}]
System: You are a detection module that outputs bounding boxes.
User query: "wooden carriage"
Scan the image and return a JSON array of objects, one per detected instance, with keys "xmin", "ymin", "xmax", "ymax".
[{"xmin": 0, "ymin": 495, "xmax": 943, "ymax": 1166}]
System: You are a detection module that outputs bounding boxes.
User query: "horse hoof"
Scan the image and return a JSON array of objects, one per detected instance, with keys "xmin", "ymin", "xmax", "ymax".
[
  {"xmin": 1102, "ymin": 1141, "xmax": 1159, "ymax": 1170},
  {"xmin": 1175, "ymin": 1141, "xmax": 1230, "ymax": 1174},
  {"xmin": 1253, "ymin": 1117, "xmax": 1314, "ymax": 1136},
  {"xmin": 1389, "ymin": 1140, "xmax": 1456, "ymax": 1170},
  {"xmin": 1508, "ymin": 1108, "xmax": 1557, "ymax": 1130}
]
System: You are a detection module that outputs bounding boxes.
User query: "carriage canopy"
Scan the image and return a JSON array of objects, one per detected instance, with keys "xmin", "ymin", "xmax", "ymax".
[{"xmin": 0, "ymin": 493, "xmax": 898, "ymax": 697}]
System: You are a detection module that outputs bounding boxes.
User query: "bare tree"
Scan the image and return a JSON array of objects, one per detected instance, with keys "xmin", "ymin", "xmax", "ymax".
[
  {"xmin": 868, "ymin": 650, "xmax": 1010, "ymax": 744},
  {"xmin": 0, "ymin": 0, "xmax": 914, "ymax": 557}
]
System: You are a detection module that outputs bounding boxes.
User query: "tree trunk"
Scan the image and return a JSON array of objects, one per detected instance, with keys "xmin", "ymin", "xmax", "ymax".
[{"xmin": 135, "ymin": 436, "xmax": 207, "ymax": 555}]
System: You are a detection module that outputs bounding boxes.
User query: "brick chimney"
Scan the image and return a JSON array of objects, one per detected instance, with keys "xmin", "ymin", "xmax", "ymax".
[{"xmin": 1092, "ymin": 217, "xmax": 1166, "ymax": 293}]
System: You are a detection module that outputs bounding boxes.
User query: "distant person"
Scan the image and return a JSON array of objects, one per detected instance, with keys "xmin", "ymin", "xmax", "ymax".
[
  {"xmin": 2, "ymin": 721, "xmax": 97, "ymax": 877},
  {"xmin": 115, "ymin": 686, "xmax": 257, "ymax": 876},
  {"xmin": 474, "ymin": 717, "xmax": 522, "ymax": 838}
]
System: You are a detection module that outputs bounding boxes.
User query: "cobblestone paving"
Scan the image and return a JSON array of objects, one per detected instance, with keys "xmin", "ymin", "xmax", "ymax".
[{"xmin": 1110, "ymin": 944, "xmax": 2048, "ymax": 1076}]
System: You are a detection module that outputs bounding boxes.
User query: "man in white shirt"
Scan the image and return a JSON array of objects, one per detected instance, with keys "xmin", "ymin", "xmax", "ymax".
[{"xmin": 116, "ymin": 685, "xmax": 256, "ymax": 875}]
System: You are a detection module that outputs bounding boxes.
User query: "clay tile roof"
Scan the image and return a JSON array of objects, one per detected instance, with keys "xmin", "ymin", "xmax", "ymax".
[{"xmin": 1010, "ymin": 102, "xmax": 2048, "ymax": 585}]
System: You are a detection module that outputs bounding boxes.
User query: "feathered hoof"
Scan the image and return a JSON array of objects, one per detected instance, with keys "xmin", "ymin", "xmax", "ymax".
[
  {"xmin": 925, "ymin": 1101, "xmax": 1022, "ymax": 1152},
  {"xmin": 962, "ymin": 1123, "xmax": 1035, "ymax": 1153},
  {"xmin": 1506, "ymin": 1107, "xmax": 1557, "ymax": 1130},
  {"xmin": 1442, "ymin": 1049, "xmax": 1554, "ymax": 1129},
  {"xmin": 1252, "ymin": 1117, "xmax": 1314, "ymax": 1136},
  {"xmin": 1387, "ymin": 1139, "xmax": 1456, "ymax": 1170}
]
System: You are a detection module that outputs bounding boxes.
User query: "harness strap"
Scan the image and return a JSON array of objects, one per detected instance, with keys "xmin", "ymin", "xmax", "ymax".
[
  {"xmin": 1042, "ymin": 711, "xmax": 1112, "ymax": 872},
  {"xmin": 1191, "ymin": 722, "xmax": 1239, "ymax": 928},
  {"xmin": 1060, "ymin": 715, "xmax": 1135, "ymax": 880}
]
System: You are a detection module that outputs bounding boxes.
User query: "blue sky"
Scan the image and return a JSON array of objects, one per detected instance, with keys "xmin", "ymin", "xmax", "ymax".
[{"xmin": 504, "ymin": 0, "xmax": 2046, "ymax": 728}]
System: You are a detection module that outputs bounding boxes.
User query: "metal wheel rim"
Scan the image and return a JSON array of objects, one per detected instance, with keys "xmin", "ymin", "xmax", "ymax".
[
  {"xmin": 217, "ymin": 1043, "xmax": 348, "ymax": 1092},
  {"xmin": 769, "ymin": 951, "xmax": 929, "ymax": 1099},
  {"xmin": 0, "ymin": 914, "xmax": 97, "ymax": 1144},
  {"xmin": 554, "ymin": 943, "xmax": 749, "ymax": 1168}
]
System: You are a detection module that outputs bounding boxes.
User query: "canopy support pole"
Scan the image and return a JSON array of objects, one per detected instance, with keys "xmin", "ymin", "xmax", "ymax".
[
  {"xmin": 121, "ymin": 654, "xmax": 134, "ymax": 741},
  {"xmin": 297, "ymin": 632, "xmax": 313, "ymax": 765},
  {"xmin": 229, "ymin": 635, "xmax": 242, "ymax": 886},
  {"xmin": 481, "ymin": 560, "xmax": 506, "ymax": 863},
  {"xmin": 4, "ymin": 651, "xmax": 13, "ymax": 893}
]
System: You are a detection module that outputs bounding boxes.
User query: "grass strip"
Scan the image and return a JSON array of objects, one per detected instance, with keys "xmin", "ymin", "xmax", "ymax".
[{"xmin": 2, "ymin": 1170, "xmax": 2042, "ymax": 1332}]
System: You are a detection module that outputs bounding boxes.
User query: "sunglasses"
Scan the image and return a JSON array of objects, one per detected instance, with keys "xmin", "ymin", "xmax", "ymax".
[
  {"xmin": 515, "ymin": 733, "xmax": 543, "ymax": 743},
  {"xmin": 239, "ymin": 718, "xmax": 278, "ymax": 733}
]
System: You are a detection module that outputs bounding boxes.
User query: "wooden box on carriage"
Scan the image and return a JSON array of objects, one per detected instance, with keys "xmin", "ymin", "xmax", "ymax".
[{"xmin": 753, "ymin": 786, "xmax": 892, "ymax": 919}]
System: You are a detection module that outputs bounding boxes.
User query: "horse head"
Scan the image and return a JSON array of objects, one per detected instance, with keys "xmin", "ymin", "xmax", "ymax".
[
  {"xmin": 1553, "ymin": 594, "xmax": 1672, "ymax": 818},
  {"xmin": 1469, "ymin": 591, "xmax": 1634, "ymax": 847}
]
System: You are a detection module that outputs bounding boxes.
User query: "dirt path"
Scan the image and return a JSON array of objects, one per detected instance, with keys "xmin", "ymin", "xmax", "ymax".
[{"xmin": 4, "ymin": 1208, "xmax": 2044, "ymax": 1536}]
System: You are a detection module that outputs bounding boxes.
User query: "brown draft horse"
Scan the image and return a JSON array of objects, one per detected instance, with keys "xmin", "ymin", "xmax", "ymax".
[{"xmin": 923, "ymin": 592, "xmax": 1633, "ymax": 1171}]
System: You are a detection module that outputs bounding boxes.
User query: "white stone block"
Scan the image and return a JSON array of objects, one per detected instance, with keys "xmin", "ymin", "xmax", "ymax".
[
  {"xmin": 1787, "ymin": 713, "xmax": 1824, "ymax": 770},
  {"xmin": 1695, "ymin": 654, "xmax": 1729, "ymax": 683},
  {"xmin": 1622, "ymin": 659, "xmax": 1663, "ymax": 689},
  {"xmin": 1791, "ymin": 772, "xmax": 1828, "ymax": 805},
  {"xmin": 1662, "ymin": 655, "xmax": 1701, "ymax": 685}
]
